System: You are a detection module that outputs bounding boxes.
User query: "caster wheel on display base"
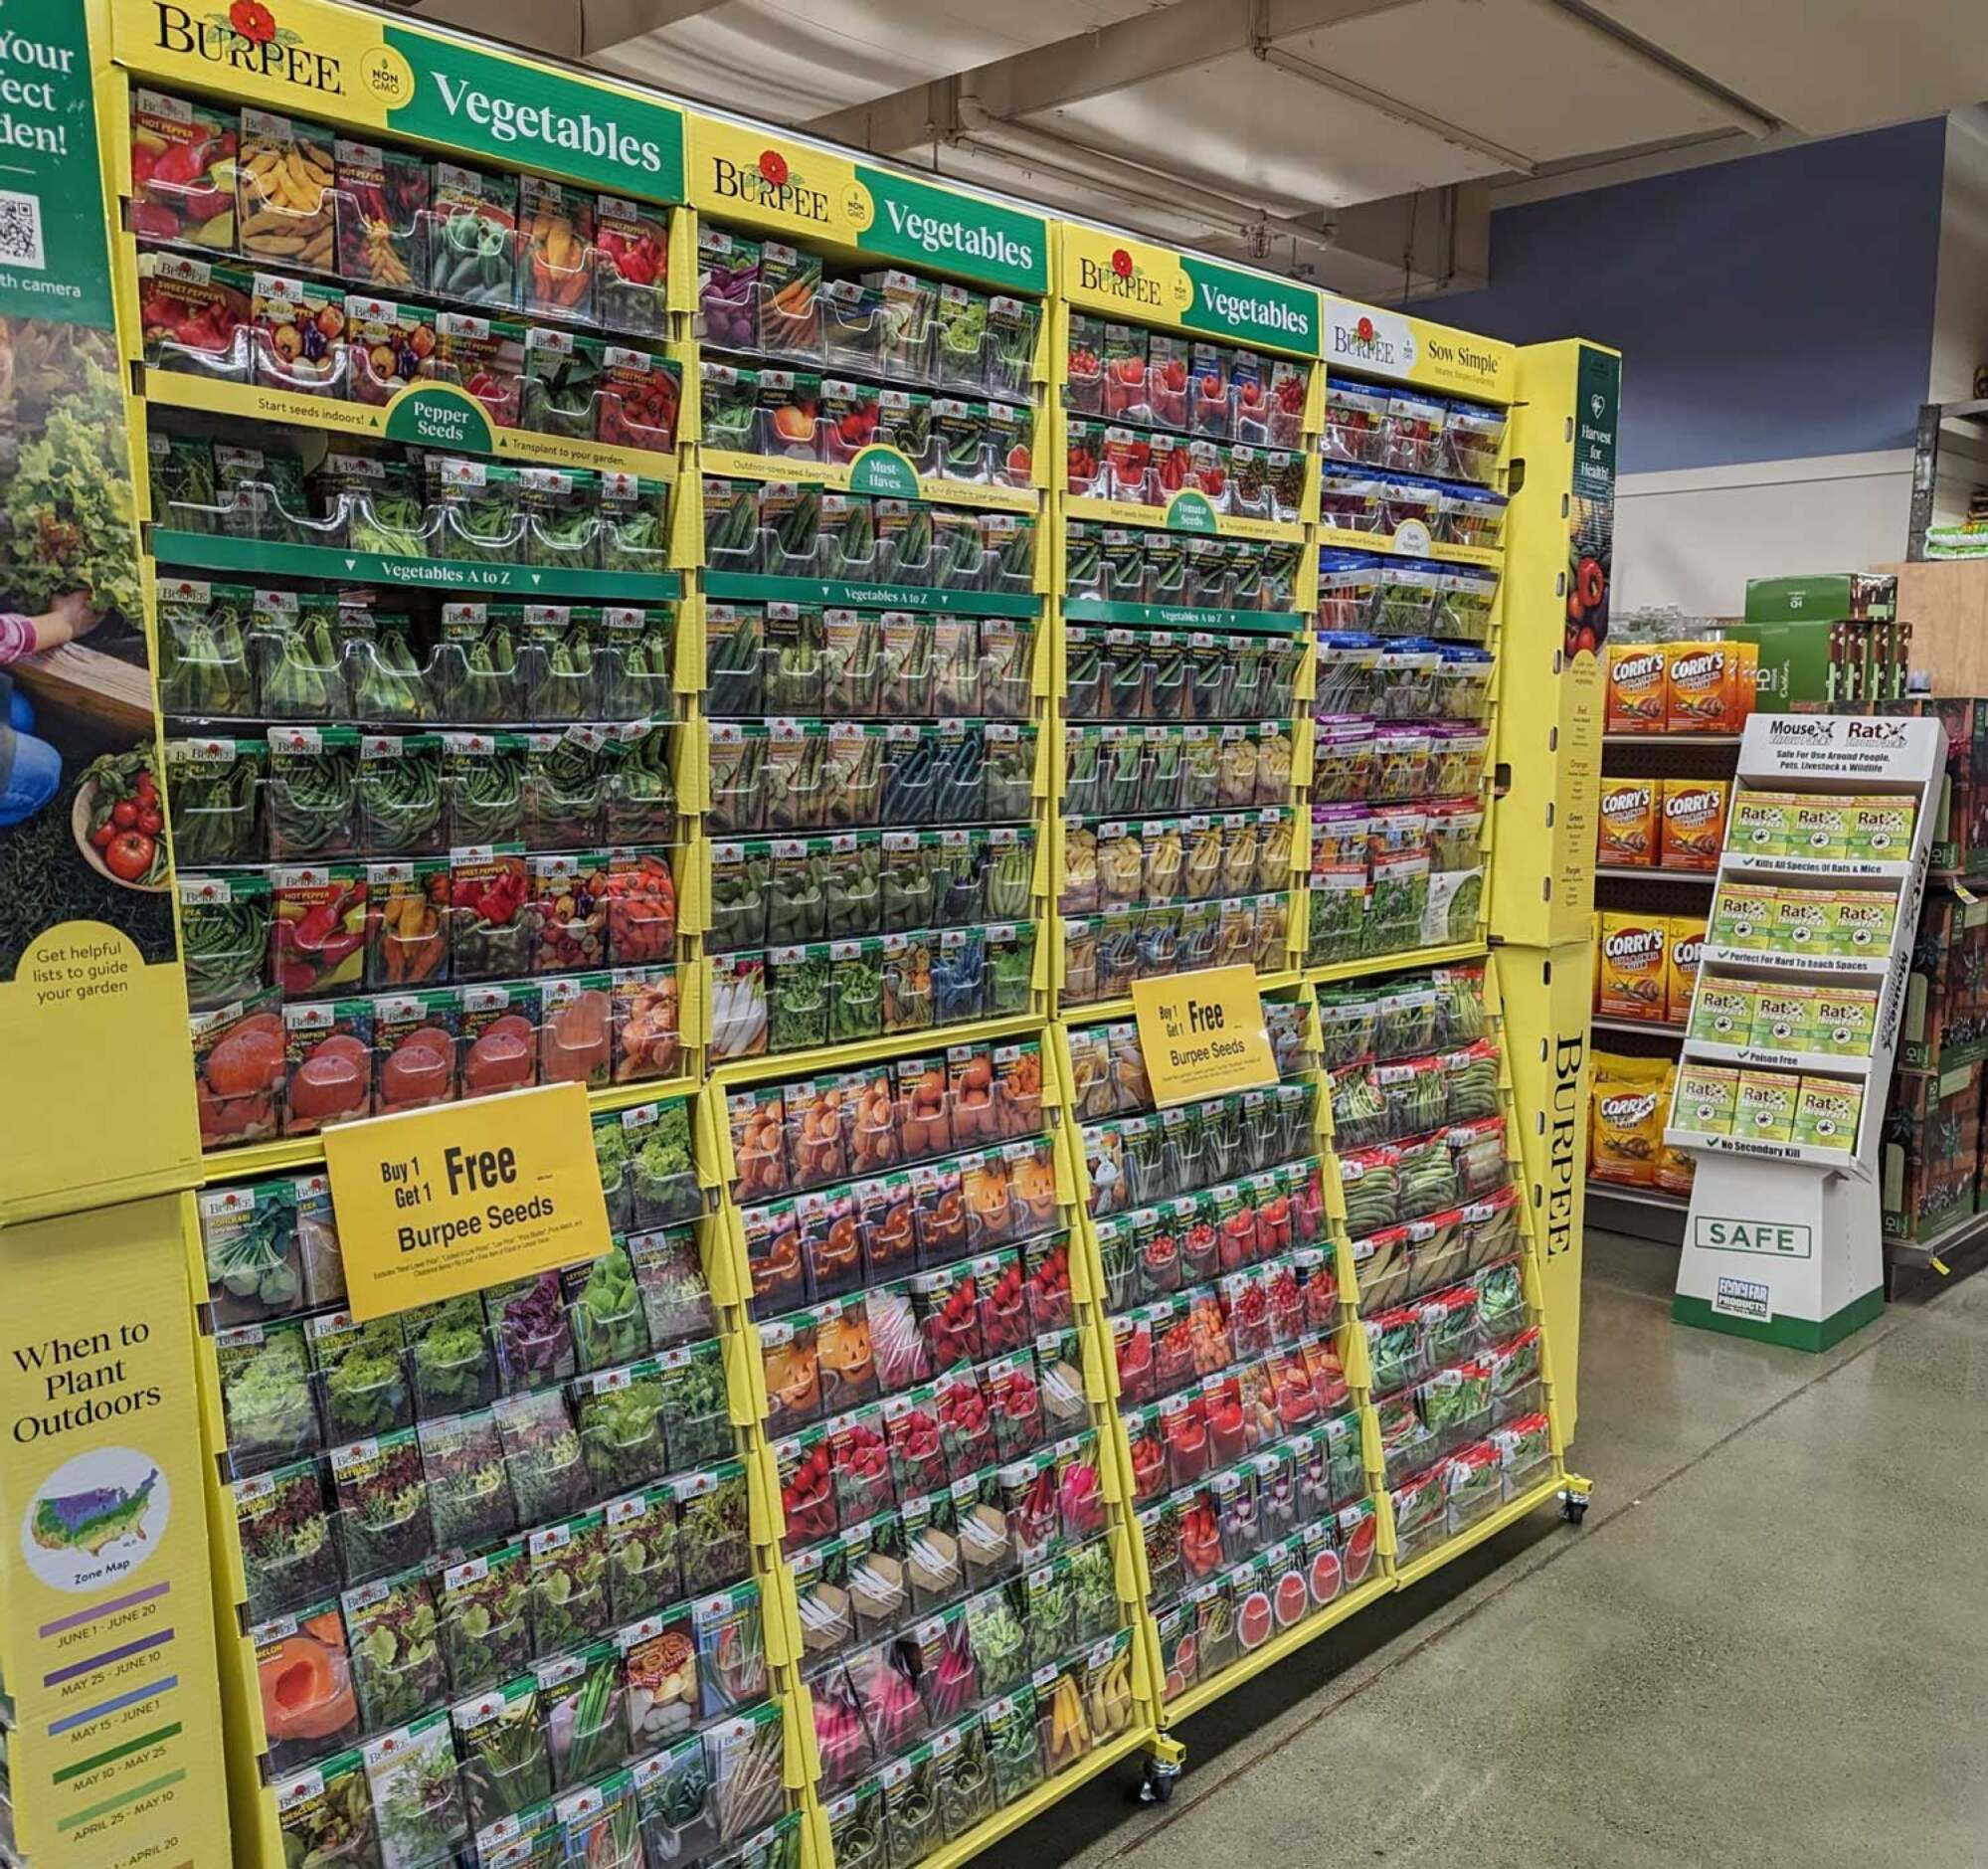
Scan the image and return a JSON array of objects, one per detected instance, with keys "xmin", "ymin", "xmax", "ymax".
[
  {"xmin": 1138, "ymin": 1761, "xmax": 1179, "ymax": 1805},
  {"xmin": 1560, "ymin": 1492, "xmax": 1589, "ymax": 1525}
]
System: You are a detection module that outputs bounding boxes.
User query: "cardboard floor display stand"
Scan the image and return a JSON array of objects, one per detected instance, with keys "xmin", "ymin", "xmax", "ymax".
[
  {"xmin": 1670, "ymin": 714, "xmax": 1944, "ymax": 1349},
  {"xmin": 0, "ymin": 0, "xmax": 1612, "ymax": 1861}
]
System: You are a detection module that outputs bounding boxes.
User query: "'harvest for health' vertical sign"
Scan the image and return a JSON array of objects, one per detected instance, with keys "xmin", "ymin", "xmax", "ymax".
[{"xmin": 0, "ymin": 0, "xmax": 199, "ymax": 1221}]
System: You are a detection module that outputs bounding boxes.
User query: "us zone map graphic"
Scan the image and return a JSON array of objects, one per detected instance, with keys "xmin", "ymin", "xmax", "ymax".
[{"xmin": 31, "ymin": 1466, "xmax": 159, "ymax": 1557}]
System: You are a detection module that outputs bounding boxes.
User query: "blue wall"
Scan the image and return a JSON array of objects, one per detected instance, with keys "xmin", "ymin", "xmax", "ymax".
[{"xmin": 1420, "ymin": 120, "xmax": 1948, "ymax": 474}]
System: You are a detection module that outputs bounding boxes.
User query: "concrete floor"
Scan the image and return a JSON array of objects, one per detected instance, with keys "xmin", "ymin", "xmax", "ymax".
[{"xmin": 990, "ymin": 1230, "xmax": 1988, "ymax": 1868}]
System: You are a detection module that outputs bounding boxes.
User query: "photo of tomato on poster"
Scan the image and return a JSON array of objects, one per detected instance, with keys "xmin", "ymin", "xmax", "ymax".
[
  {"xmin": 0, "ymin": 316, "xmax": 173, "ymax": 977},
  {"xmin": 1564, "ymin": 494, "xmax": 1614, "ymax": 661}
]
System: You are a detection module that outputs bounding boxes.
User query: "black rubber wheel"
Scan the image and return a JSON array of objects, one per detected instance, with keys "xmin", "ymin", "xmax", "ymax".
[
  {"xmin": 1138, "ymin": 1763, "xmax": 1177, "ymax": 1805},
  {"xmin": 1561, "ymin": 1499, "xmax": 1587, "ymax": 1525}
]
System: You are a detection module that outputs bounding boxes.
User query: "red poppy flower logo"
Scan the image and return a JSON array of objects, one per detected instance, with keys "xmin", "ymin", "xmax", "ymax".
[
  {"xmin": 230, "ymin": 0, "xmax": 275, "ymax": 43},
  {"xmin": 1356, "ymin": 316, "xmax": 1374, "ymax": 343},
  {"xmin": 1111, "ymin": 249, "xmax": 1133, "ymax": 280},
  {"xmin": 759, "ymin": 150, "xmax": 789, "ymax": 188}
]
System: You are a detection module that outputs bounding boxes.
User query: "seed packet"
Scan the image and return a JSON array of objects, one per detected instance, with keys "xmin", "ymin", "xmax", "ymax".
[
  {"xmin": 576, "ymin": 1359, "xmax": 670, "ymax": 1495},
  {"xmin": 308, "ymin": 1308, "xmax": 411, "ymax": 1443},
  {"xmin": 252, "ymin": 1597, "xmax": 361, "ymax": 1776},
  {"xmin": 497, "ymin": 1388, "xmax": 595, "ymax": 1526},
  {"xmin": 363, "ymin": 1709, "xmax": 469, "ymax": 1869},
  {"xmin": 620, "ymin": 1600, "xmax": 700, "ymax": 1753},
  {"xmin": 659, "ymin": 1338, "xmax": 735, "ymax": 1469},
  {"xmin": 595, "ymin": 193, "xmax": 669, "ymax": 334},
  {"xmin": 252, "ymin": 270, "xmax": 344, "ymax": 396},
  {"xmin": 528, "ymin": 1509, "xmax": 613, "ymax": 1655},
  {"xmin": 216, "ymin": 1317, "xmax": 319, "ymax": 1472},
  {"xmin": 130, "ymin": 88, "xmax": 239, "ymax": 250},
  {"xmin": 334, "ymin": 137, "xmax": 430, "ymax": 290},
  {"xmin": 429, "ymin": 160, "xmax": 519, "ymax": 308},
  {"xmin": 239, "ymin": 108, "xmax": 336, "ymax": 269},
  {"xmin": 234, "ymin": 1457, "xmax": 338, "ymax": 1621},
  {"xmin": 342, "ymin": 1567, "xmax": 446, "ymax": 1736},
  {"xmin": 539, "ymin": 1641, "xmax": 628, "ymax": 1791},
  {"xmin": 275, "ymin": 1752, "xmax": 381, "ymax": 1869},
  {"xmin": 675, "ymin": 1461, "xmax": 752, "ymax": 1596},
  {"xmin": 328, "ymin": 1427, "xmax": 433, "ymax": 1584},
  {"xmin": 452, "ymin": 1676, "xmax": 551, "ymax": 1831},
  {"xmin": 435, "ymin": 1542, "xmax": 532, "ymax": 1697}
]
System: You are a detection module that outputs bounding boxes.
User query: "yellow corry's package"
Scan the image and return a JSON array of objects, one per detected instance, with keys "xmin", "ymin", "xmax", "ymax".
[
  {"xmin": 1590, "ymin": 1052, "xmax": 1671, "ymax": 1187},
  {"xmin": 1597, "ymin": 779, "xmax": 1659, "ymax": 866},
  {"xmin": 1666, "ymin": 914, "xmax": 1707, "ymax": 1026},
  {"xmin": 1596, "ymin": 913, "xmax": 1669, "ymax": 1019}
]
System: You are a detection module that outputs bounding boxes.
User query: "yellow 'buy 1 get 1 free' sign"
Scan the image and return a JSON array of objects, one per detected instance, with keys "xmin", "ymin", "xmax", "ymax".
[
  {"xmin": 322, "ymin": 1083, "xmax": 612, "ymax": 1320},
  {"xmin": 1130, "ymin": 965, "xmax": 1279, "ymax": 1107}
]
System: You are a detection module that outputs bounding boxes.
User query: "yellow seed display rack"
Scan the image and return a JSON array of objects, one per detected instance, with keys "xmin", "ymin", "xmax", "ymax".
[{"xmin": 0, "ymin": 3, "xmax": 1609, "ymax": 1863}]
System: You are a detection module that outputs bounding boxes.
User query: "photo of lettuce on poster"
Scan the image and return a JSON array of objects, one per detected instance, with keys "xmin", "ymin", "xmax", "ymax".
[{"xmin": 0, "ymin": 317, "xmax": 174, "ymax": 977}]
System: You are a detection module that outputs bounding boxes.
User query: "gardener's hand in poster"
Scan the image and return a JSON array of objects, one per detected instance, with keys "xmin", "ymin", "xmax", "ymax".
[{"xmin": 1, "ymin": 593, "xmax": 104, "ymax": 829}]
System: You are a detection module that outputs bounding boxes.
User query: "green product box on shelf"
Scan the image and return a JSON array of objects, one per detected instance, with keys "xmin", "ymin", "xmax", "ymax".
[
  {"xmin": 1731, "ymin": 575, "xmax": 1906, "ymax": 713},
  {"xmin": 1742, "ymin": 572, "xmax": 1898, "ymax": 627}
]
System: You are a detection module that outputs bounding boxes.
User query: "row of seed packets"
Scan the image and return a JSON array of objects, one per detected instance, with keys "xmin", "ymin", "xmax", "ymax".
[
  {"xmin": 251, "ymin": 1517, "xmax": 763, "ymax": 1775},
  {"xmin": 274, "ymin": 1690, "xmax": 792, "ymax": 1869},
  {"xmin": 816, "ymin": 1630, "xmax": 1141, "ymax": 1865},
  {"xmin": 1062, "ymin": 892, "xmax": 1292, "ymax": 1006},
  {"xmin": 1066, "ymin": 523, "xmax": 1303, "ymax": 614}
]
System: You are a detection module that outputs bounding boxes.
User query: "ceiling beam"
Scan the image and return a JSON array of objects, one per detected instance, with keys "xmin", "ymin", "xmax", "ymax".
[
  {"xmin": 385, "ymin": 0, "xmax": 730, "ymax": 63},
  {"xmin": 1326, "ymin": 180, "xmax": 1491, "ymax": 296},
  {"xmin": 805, "ymin": 0, "xmax": 1416, "ymax": 153}
]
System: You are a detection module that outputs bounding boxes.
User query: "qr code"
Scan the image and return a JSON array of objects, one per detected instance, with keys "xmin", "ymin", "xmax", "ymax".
[{"xmin": 0, "ymin": 191, "xmax": 45, "ymax": 270}]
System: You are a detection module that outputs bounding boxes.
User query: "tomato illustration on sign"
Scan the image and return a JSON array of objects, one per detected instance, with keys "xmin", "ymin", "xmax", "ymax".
[
  {"xmin": 1356, "ymin": 315, "xmax": 1375, "ymax": 343},
  {"xmin": 1111, "ymin": 249, "xmax": 1133, "ymax": 280},
  {"xmin": 760, "ymin": 150, "xmax": 790, "ymax": 188}
]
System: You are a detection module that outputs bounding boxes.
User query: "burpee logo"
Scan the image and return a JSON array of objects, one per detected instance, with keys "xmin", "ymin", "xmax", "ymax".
[
  {"xmin": 1545, "ymin": 1031, "xmax": 1584, "ymax": 1259},
  {"xmin": 153, "ymin": 0, "xmax": 345, "ymax": 94},
  {"xmin": 1077, "ymin": 248, "xmax": 1163, "ymax": 308},
  {"xmin": 1331, "ymin": 306, "xmax": 1416, "ymax": 375},
  {"xmin": 710, "ymin": 147, "xmax": 830, "ymax": 224}
]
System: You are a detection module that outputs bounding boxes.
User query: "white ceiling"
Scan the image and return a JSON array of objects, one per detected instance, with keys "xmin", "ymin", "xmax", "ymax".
[{"xmin": 406, "ymin": 0, "xmax": 1988, "ymax": 294}]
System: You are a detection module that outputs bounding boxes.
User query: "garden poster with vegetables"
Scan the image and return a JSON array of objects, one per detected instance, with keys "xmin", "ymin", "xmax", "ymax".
[{"xmin": 0, "ymin": 0, "xmax": 198, "ymax": 1219}]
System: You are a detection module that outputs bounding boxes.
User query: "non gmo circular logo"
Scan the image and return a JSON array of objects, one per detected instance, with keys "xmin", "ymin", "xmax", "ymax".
[{"xmin": 360, "ymin": 45, "xmax": 417, "ymax": 106}]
